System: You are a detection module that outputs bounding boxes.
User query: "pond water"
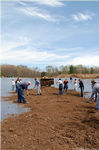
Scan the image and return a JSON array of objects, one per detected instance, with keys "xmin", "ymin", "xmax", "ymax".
[
  {"xmin": 1, "ymin": 77, "xmax": 35, "ymax": 122},
  {"xmin": 1, "ymin": 77, "xmax": 99, "ymax": 122}
]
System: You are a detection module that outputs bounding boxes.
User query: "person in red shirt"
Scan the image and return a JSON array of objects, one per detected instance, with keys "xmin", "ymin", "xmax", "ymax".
[{"xmin": 64, "ymin": 79, "xmax": 68, "ymax": 94}]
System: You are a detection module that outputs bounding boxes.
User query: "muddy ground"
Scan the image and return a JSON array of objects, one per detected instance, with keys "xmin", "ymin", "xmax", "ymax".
[{"xmin": 1, "ymin": 87, "xmax": 99, "ymax": 150}]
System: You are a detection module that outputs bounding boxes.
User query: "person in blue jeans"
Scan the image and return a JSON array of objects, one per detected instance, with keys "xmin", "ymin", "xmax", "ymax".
[
  {"xmin": 79, "ymin": 79, "xmax": 84, "ymax": 97},
  {"xmin": 91, "ymin": 80, "xmax": 97, "ymax": 102},
  {"xmin": 15, "ymin": 78, "xmax": 22, "ymax": 93},
  {"xmin": 64, "ymin": 79, "xmax": 68, "ymax": 94},
  {"xmin": 56, "ymin": 79, "xmax": 63, "ymax": 95},
  {"xmin": 17, "ymin": 81, "xmax": 31, "ymax": 103},
  {"xmin": 87, "ymin": 80, "xmax": 99, "ymax": 110},
  {"xmin": 34, "ymin": 78, "xmax": 42, "ymax": 95}
]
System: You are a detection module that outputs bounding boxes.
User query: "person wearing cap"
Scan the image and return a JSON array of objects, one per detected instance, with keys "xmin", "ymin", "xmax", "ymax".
[
  {"xmin": 34, "ymin": 78, "xmax": 42, "ymax": 95},
  {"xmin": 86, "ymin": 80, "xmax": 99, "ymax": 110},
  {"xmin": 91, "ymin": 80, "xmax": 97, "ymax": 101},
  {"xmin": 17, "ymin": 81, "xmax": 31, "ymax": 103}
]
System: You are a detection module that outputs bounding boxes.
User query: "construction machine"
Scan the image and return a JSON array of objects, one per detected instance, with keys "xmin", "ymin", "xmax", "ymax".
[{"xmin": 40, "ymin": 72, "xmax": 54, "ymax": 86}]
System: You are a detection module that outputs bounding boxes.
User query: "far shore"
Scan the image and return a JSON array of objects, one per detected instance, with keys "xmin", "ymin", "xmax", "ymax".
[
  {"xmin": 55, "ymin": 73, "xmax": 99, "ymax": 79},
  {"xmin": 1, "ymin": 73, "xmax": 99, "ymax": 79}
]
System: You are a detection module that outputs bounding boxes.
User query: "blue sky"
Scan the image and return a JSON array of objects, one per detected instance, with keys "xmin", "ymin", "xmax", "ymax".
[{"xmin": 1, "ymin": 0, "xmax": 99, "ymax": 69}]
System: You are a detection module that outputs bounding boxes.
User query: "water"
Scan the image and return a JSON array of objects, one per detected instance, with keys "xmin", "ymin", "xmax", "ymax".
[
  {"xmin": 1, "ymin": 78, "xmax": 35, "ymax": 98},
  {"xmin": 1, "ymin": 77, "xmax": 99, "ymax": 122},
  {"xmin": 1, "ymin": 77, "xmax": 35, "ymax": 122}
]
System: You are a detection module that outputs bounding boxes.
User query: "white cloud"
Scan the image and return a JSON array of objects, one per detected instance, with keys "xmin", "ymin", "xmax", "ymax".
[
  {"xmin": 72, "ymin": 12, "xmax": 94, "ymax": 22},
  {"xmin": 1, "ymin": 39, "xmax": 99, "ymax": 67},
  {"xmin": 0, "ymin": 40, "xmax": 69, "ymax": 65},
  {"xmin": 18, "ymin": 0, "xmax": 64, "ymax": 7},
  {"xmin": 18, "ymin": 6, "xmax": 56, "ymax": 22},
  {"xmin": 1, "ymin": 37, "xmax": 31, "ymax": 53},
  {"xmin": 70, "ymin": 55, "xmax": 99, "ymax": 67},
  {"xmin": 17, "ymin": 1, "xmax": 27, "ymax": 6},
  {"xmin": 16, "ymin": 1, "xmax": 65, "ymax": 23},
  {"xmin": 34, "ymin": 0, "xmax": 64, "ymax": 7},
  {"xmin": 54, "ymin": 54, "xmax": 99, "ymax": 67}
]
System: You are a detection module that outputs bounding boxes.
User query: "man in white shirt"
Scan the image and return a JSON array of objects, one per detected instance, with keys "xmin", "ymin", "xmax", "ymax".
[
  {"xmin": 11, "ymin": 79, "xmax": 15, "ymax": 91},
  {"xmin": 56, "ymin": 78, "xmax": 63, "ymax": 95}
]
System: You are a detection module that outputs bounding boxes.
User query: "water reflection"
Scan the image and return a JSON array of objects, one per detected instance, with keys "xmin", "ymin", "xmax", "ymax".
[
  {"xmin": 1, "ymin": 101, "xmax": 30, "ymax": 121},
  {"xmin": 1, "ymin": 78, "xmax": 34, "ymax": 122}
]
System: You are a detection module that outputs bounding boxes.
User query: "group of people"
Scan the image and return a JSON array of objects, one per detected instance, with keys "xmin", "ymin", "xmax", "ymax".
[
  {"xmin": 56, "ymin": 78, "xmax": 68, "ymax": 95},
  {"xmin": 56, "ymin": 78, "xmax": 84, "ymax": 97},
  {"xmin": 11, "ymin": 77, "xmax": 99, "ymax": 110},
  {"xmin": 57, "ymin": 78, "xmax": 99, "ymax": 110},
  {"xmin": 12, "ymin": 78, "xmax": 42, "ymax": 104}
]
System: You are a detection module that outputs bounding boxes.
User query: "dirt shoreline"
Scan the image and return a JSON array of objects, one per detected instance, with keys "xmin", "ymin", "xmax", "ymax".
[
  {"xmin": 1, "ymin": 87, "xmax": 99, "ymax": 150},
  {"xmin": 1, "ymin": 73, "xmax": 99, "ymax": 79},
  {"xmin": 56, "ymin": 74, "xmax": 99, "ymax": 79}
]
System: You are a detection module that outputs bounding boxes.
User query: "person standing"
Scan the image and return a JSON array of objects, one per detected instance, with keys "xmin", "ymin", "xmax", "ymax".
[
  {"xmin": 74, "ymin": 79, "xmax": 77, "ymax": 91},
  {"xmin": 17, "ymin": 81, "xmax": 31, "ymax": 103},
  {"xmin": 57, "ymin": 78, "xmax": 63, "ymax": 95},
  {"xmin": 91, "ymin": 80, "xmax": 97, "ymax": 102},
  {"xmin": 64, "ymin": 79, "xmax": 68, "ymax": 94},
  {"xmin": 87, "ymin": 81, "xmax": 99, "ymax": 110},
  {"xmin": 34, "ymin": 78, "xmax": 42, "ymax": 95},
  {"xmin": 15, "ymin": 78, "xmax": 22, "ymax": 93},
  {"xmin": 11, "ymin": 79, "xmax": 15, "ymax": 91},
  {"xmin": 70, "ymin": 77, "xmax": 72, "ymax": 82},
  {"xmin": 79, "ymin": 79, "xmax": 84, "ymax": 97}
]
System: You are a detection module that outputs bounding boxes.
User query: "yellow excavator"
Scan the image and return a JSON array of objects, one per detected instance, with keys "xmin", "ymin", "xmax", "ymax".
[{"xmin": 40, "ymin": 72, "xmax": 54, "ymax": 86}]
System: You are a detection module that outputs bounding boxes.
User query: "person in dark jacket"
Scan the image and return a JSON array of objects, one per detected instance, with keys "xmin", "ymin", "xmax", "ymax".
[
  {"xmin": 17, "ymin": 81, "xmax": 31, "ymax": 104},
  {"xmin": 79, "ymin": 79, "xmax": 84, "ymax": 97}
]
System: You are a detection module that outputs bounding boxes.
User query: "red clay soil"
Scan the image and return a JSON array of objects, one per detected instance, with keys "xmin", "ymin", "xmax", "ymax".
[{"xmin": 1, "ymin": 87, "xmax": 99, "ymax": 150}]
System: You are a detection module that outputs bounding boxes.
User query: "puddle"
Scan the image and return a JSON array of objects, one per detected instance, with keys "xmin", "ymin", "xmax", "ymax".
[
  {"xmin": 0, "ymin": 77, "xmax": 33, "ymax": 122},
  {"xmin": 1, "ymin": 101, "xmax": 30, "ymax": 121}
]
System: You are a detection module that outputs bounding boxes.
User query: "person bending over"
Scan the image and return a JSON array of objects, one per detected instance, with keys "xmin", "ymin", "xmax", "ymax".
[{"xmin": 17, "ymin": 81, "xmax": 31, "ymax": 103}]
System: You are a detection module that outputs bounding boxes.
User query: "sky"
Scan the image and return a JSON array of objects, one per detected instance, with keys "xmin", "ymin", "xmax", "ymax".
[{"xmin": 1, "ymin": 0, "xmax": 99, "ymax": 69}]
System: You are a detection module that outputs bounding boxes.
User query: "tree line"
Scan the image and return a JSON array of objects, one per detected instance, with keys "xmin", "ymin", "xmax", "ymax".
[
  {"xmin": 45, "ymin": 65, "xmax": 99, "ymax": 77},
  {"xmin": 1, "ymin": 64, "xmax": 99, "ymax": 77},
  {"xmin": 1, "ymin": 65, "xmax": 41, "ymax": 77}
]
